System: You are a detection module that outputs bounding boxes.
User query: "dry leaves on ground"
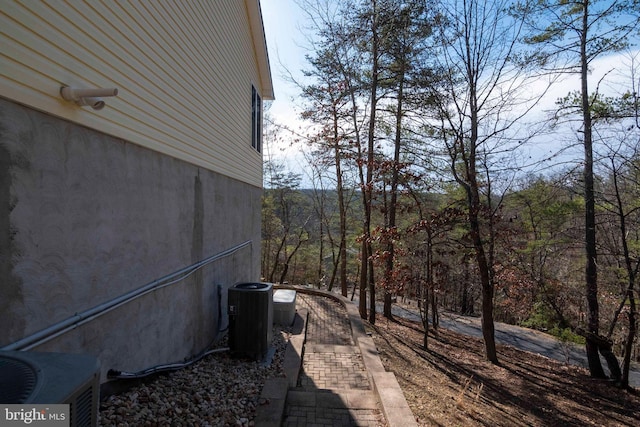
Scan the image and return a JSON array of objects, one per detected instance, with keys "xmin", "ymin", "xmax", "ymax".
[{"xmin": 369, "ymin": 314, "xmax": 640, "ymax": 427}]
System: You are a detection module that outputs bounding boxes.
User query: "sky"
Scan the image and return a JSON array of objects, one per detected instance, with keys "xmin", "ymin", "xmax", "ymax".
[
  {"xmin": 260, "ymin": 1, "xmax": 640, "ymax": 184},
  {"xmin": 260, "ymin": 0, "xmax": 312, "ymax": 180},
  {"xmin": 261, "ymin": 0, "xmax": 308, "ymax": 125}
]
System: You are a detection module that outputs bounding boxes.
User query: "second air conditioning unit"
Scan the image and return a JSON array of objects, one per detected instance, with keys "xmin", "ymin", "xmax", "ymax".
[{"xmin": 0, "ymin": 350, "xmax": 100, "ymax": 427}]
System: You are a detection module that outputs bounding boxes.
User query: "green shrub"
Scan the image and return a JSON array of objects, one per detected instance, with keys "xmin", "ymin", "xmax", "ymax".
[
  {"xmin": 548, "ymin": 326, "xmax": 585, "ymax": 344},
  {"xmin": 521, "ymin": 303, "xmax": 585, "ymax": 344}
]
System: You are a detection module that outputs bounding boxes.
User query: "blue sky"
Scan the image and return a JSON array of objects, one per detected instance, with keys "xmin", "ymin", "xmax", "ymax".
[
  {"xmin": 260, "ymin": 0, "xmax": 314, "ymax": 177},
  {"xmin": 261, "ymin": 1, "xmax": 308, "ymax": 118},
  {"xmin": 259, "ymin": 1, "xmax": 640, "ymax": 182}
]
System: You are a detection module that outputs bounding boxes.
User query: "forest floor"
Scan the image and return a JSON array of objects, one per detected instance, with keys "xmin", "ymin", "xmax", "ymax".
[{"xmin": 368, "ymin": 314, "xmax": 640, "ymax": 426}]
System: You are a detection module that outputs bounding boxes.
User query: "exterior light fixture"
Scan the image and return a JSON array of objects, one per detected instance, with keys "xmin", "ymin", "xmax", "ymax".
[{"xmin": 60, "ymin": 86, "xmax": 118, "ymax": 110}]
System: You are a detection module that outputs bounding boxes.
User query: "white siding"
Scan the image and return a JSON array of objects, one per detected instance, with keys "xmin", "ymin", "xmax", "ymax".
[{"xmin": 0, "ymin": 0, "xmax": 272, "ymax": 187}]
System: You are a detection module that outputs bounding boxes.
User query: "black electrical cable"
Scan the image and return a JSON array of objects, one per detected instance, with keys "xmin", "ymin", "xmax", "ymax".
[{"xmin": 107, "ymin": 346, "xmax": 230, "ymax": 380}]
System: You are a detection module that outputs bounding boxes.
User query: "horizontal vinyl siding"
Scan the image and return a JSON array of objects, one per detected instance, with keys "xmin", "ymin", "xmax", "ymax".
[{"xmin": 0, "ymin": 0, "xmax": 267, "ymax": 187}]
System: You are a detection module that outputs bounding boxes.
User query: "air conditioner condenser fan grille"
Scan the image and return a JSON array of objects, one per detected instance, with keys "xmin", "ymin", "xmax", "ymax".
[
  {"xmin": 0, "ymin": 356, "xmax": 38, "ymax": 404},
  {"xmin": 72, "ymin": 383, "xmax": 94, "ymax": 426}
]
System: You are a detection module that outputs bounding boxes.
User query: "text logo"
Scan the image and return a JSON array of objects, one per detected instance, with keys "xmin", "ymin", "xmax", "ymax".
[{"xmin": 0, "ymin": 405, "xmax": 69, "ymax": 426}]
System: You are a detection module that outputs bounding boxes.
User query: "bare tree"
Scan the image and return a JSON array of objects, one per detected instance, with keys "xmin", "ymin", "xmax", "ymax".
[
  {"xmin": 435, "ymin": 0, "xmax": 551, "ymax": 363},
  {"xmin": 516, "ymin": 0, "xmax": 640, "ymax": 378},
  {"xmin": 375, "ymin": 0, "xmax": 439, "ymax": 320},
  {"xmin": 594, "ymin": 52, "xmax": 640, "ymax": 387},
  {"xmin": 297, "ymin": 0, "xmax": 368, "ymax": 297},
  {"xmin": 603, "ymin": 149, "xmax": 639, "ymax": 387},
  {"xmin": 262, "ymin": 159, "xmax": 308, "ymax": 283}
]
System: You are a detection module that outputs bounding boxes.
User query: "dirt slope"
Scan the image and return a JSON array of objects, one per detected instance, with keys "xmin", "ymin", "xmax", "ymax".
[{"xmin": 369, "ymin": 315, "xmax": 640, "ymax": 426}]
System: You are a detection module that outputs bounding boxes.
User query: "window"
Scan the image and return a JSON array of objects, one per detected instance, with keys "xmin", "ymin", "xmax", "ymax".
[{"xmin": 251, "ymin": 85, "xmax": 262, "ymax": 152}]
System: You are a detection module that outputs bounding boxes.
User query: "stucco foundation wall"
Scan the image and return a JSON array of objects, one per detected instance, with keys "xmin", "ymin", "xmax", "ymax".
[{"xmin": 0, "ymin": 98, "xmax": 261, "ymax": 380}]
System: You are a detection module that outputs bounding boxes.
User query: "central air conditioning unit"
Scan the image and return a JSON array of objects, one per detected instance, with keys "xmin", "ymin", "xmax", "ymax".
[
  {"xmin": 228, "ymin": 282, "xmax": 273, "ymax": 360},
  {"xmin": 0, "ymin": 350, "xmax": 100, "ymax": 427}
]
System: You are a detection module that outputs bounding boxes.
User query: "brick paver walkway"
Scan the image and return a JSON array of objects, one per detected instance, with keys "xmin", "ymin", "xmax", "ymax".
[
  {"xmin": 282, "ymin": 293, "xmax": 386, "ymax": 427},
  {"xmin": 300, "ymin": 295, "xmax": 353, "ymax": 346},
  {"xmin": 298, "ymin": 350, "xmax": 370, "ymax": 390}
]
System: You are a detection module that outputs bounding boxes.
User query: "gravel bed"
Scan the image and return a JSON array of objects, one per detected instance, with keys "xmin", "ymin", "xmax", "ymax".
[{"xmin": 99, "ymin": 326, "xmax": 290, "ymax": 426}]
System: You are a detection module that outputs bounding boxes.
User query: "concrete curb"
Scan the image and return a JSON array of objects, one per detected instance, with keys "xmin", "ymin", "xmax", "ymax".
[
  {"xmin": 255, "ymin": 308, "xmax": 308, "ymax": 427},
  {"xmin": 275, "ymin": 286, "xmax": 418, "ymax": 427},
  {"xmin": 283, "ymin": 309, "xmax": 308, "ymax": 388}
]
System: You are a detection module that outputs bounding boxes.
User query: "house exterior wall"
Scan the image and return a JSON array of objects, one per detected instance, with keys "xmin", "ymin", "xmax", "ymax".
[
  {"xmin": 0, "ymin": 0, "xmax": 270, "ymax": 381},
  {"xmin": 0, "ymin": 98, "xmax": 261, "ymax": 379},
  {"xmin": 0, "ymin": 0, "xmax": 271, "ymax": 187}
]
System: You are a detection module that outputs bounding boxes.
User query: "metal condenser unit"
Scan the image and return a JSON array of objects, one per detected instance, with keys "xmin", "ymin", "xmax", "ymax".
[{"xmin": 228, "ymin": 282, "xmax": 273, "ymax": 360}]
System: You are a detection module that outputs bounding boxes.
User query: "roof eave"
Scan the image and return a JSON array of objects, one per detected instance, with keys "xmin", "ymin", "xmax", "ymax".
[{"xmin": 246, "ymin": 0, "xmax": 274, "ymax": 100}]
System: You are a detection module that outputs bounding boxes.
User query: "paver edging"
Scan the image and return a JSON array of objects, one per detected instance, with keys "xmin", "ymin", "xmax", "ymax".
[
  {"xmin": 255, "ymin": 306, "xmax": 308, "ymax": 427},
  {"xmin": 372, "ymin": 371, "xmax": 419, "ymax": 427}
]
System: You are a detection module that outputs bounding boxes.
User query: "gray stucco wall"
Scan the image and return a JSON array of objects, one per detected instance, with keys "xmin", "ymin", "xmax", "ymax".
[{"xmin": 0, "ymin": 98, "xmax": 261, "ymax": 380}]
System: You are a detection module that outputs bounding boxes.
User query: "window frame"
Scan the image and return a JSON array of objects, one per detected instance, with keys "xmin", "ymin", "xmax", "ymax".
[{"xmin": 251, "ymin": 85, "xmax": 262, "ymax": 153}]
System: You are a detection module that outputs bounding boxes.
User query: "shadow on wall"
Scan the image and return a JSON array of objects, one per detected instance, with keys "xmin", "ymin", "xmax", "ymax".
[{"xmin": 0, "ymin": 142, "xmax": 26, "ymax": 344}]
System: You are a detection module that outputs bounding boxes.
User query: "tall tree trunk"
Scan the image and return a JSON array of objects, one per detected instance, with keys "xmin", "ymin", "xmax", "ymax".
[
  {"xmin": 580, "ymin": 0, "xmax": 606, "ymax": 378},
  {"xmin": 318, "ymin": 200, "xmax": 325, "ymax": 288},
  {"xmin": 333, "ymin": 105, "xmax": 348, "ymax": 297},
  {"xmin": 364, "ymin": 0, "xmax": 379, "ymax": 325},
  {"xmin": 339, "ymin": 222, "xmax": 348, "ymax": 297},
  {"xmin": 423, "ymin": 285, "xmax": 429, "ymax": 349},
  {"xmin": 383, "ymin": 68, "xmax": 405, "ymax": 320},
  {"xmin": 461, "ymin": 258, "xmax": 471, "ymax": 314},
  {"xmin": 327, "ymin": 249, "xmax": 339, "ymax": 292},
  {"xmin": 359, "ymin": 240, "xmax": 368, "ymax": 319},
  {"xmin": 622, "ymin": 288, "xmax": 637, "ymax": 387},
  {"xmin": 467, "ymin": 64, "xmax": 498, "ymax": 362},
  {"xmin": 611, "ymin": 158, "xmax": 636, "ymax": 387},
  {"xmin": 368, "ymin": 242, "xmax": 376, "ymax": 324},
  {"xmin": 425, "ymin": 231, "xmax": 438, "ymax": 329},
  {"xmin": 470, "ymin": 201, "xmax": 498, "ymax": 364}
]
